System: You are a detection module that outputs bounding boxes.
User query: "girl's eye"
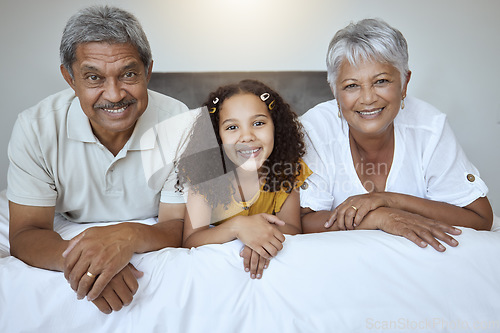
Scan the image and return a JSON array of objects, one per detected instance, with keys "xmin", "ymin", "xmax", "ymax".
[
  {"xmin": 253, "ymin": 121, "xmax": 265, "ymax": 127},
  {"xmin": 226, "ymin": 125, "xmax": 237, "ymax": 131}
]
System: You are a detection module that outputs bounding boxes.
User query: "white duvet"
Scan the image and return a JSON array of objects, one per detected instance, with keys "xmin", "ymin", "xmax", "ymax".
[{"xmin": 1, "ymin": 190, "xmax": 499, "ymax": 333}]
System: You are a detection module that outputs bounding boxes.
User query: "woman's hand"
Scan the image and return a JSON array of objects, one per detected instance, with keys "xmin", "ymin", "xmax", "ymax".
[
  {"xmin": 240, "ymin": 245, "xmax": 270, "ymax": 279},
  {"xmin": 326, "ymin": 192, "xmax": 393, "ymax": 230},
  {"xmin": 233, "ymin": 213, "xmax": 286, "ymax": 259},
  {"xmin": 365, "ymin": 207, "xmax": 462, "ymax": 252}
]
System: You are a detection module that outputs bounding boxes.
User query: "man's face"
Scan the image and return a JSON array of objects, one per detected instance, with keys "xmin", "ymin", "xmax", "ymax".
[{"xmin": 61, "ymin": 42, "xmax": 152, "ymax": 143}]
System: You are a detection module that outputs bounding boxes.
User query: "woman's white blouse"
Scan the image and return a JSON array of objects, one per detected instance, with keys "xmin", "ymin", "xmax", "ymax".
[{"xmin": 299, "ymin": 96, "xmax": 488, "ymax": 211}]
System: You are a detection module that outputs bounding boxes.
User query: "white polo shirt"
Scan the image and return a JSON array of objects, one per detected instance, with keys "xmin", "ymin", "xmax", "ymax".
[
  {"xmin": 7, "ymin": 88, "xmax": 196, "ymax": 223},
  {"xmin": 299, "ymin": 96, "xmax": 488, "ymax": 211}
]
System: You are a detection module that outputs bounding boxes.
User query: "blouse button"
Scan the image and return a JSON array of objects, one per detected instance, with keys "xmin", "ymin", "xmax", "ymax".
[
  {"xmin": 467, "ymin": 174, "xmax": 475, "ymax": 182},
  {"xmin": 301, "ymin": 182, "xmax": 309, "ymax": 190}
]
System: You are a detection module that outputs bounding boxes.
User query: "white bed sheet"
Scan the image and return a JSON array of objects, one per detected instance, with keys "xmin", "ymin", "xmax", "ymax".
[{"xmin": 1, "ymin": 189, "xmax": 500, "ymax": 333}]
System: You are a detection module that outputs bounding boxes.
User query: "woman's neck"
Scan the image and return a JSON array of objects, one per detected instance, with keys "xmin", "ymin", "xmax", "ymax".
[{"xmin": 349, "ymin": 125, "xmax": 394, "ymax": 162}]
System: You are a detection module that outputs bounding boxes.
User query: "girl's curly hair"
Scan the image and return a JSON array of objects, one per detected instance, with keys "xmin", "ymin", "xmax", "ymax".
[{"xmin": 176, "ymin": 79, "xmax": 305, "ymax": 208}]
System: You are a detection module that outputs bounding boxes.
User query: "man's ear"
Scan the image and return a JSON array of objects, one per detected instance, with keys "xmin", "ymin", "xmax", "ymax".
[{"xmin": 60, "ymin": 64, "xmax": 76, "ymax": 90}]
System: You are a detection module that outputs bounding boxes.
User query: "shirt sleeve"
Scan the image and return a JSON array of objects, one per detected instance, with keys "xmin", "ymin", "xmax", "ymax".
[
  {"xmin": 158, "ymin": 109, "xmax": 198, "ymax": 204},
  {"xmin": 299, "ymin": 124, "xmax": 336, "ymax": 211},
  {"xmin": 6, "ymin": 114, "xmax": 57, "ymax": 206},
  {"xmin": 424, "ymin": 117, "xmax": 488, "ymax": 207}
]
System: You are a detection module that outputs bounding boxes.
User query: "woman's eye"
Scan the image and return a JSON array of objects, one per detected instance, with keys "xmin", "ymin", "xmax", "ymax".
[
  {"xmin": 344, "ymin": 84, "xmax": 358, "ymax": 89},
  {"xmin": 375, "ymin": 79, "xmax": 389, "ymax": 84}
]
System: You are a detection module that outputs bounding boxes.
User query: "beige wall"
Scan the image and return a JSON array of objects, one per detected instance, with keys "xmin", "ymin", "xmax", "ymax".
[{"xmin": 1, "ymin": 0, "xmax": 499, "ymax": 212}]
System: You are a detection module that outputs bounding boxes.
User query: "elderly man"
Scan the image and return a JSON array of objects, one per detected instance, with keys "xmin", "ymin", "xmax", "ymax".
[{"xmin": 7, "ymin": 6, "xmax": 193, "ymax": 314}]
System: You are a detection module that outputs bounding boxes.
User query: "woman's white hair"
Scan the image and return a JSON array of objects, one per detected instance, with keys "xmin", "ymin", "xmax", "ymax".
[{"xmin": 326, "ymin": 18, "xmax": 409, "ymax": 97}]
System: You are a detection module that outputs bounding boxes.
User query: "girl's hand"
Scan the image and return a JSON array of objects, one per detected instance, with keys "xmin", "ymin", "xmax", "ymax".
[
  {"xmin": 326, "ymin": 192, "xmax": 393, "ymax": 230},
  {"xmin": 234, "ymin": 213, "xmax": 286, "ymax": 259},
  {"xmin": 369, "ymin": 207, "xmax": 461, "ymax": 252},
  {"xmin": 240, "ymin": 245, "xmax": 270, "ymax": 279}
]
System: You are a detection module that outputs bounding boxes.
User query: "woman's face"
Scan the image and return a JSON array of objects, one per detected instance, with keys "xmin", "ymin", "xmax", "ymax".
[
  {"xmin": 335, "ymin": 59, "xmax": 410, "ymax": 137},
  {"xmin": 218, "ymin": 93, "xmax": 275, "ymax": 173}
]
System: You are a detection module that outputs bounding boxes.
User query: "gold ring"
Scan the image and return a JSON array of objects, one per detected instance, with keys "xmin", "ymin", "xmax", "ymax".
[
  {"xmin": 86, "ymin": 271, "xmax": 95, "ymax": 278},
  {"xmin": 351, "ymin": 205, "xmax": 358, "ymax": 212}
]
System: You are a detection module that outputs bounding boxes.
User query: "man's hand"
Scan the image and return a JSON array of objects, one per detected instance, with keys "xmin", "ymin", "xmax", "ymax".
[
  {"xmin": 90, "ymin": 263, "xmax": 143, "ymax": 314},
  {"xmin": 62, "ymin": 224, "xmax": 139, "ymax": 301}
]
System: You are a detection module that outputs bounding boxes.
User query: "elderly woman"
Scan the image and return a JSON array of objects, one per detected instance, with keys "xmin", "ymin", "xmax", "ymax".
[{"xmin": 300, "ymin": 18, "xmax": 493, "ymax": 251}]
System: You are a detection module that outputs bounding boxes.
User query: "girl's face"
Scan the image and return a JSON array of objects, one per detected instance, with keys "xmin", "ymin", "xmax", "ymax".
[
  {"xmin": 335, "ymin": 58, "xmax": 410, "ymax": 137},
  {"xmin": 218, "ymin": 93, "xmax": 275, "ymax": 173}
]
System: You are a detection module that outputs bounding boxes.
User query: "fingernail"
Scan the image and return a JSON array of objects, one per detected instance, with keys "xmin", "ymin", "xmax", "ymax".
[
  {"xmin": 251, "ymin": 274, "xmax": 256, "ymax": 279},
  {"xmin": 420, "ymin": 241, "xmax": 427, "ymax": 247},
  {"xmin": 264, "ymin": 265, "xmax": 268, "ymax": 269},
  {"xmin": 256, "ymin": 274, "xmax": 262, "ymax": 279},
  {"xmin": 353, "ymin": 223, "xmax": 357, "ymax": 227},
  {"xmin": 245, "ymin": 268, "xmax": 249, "ymax": 272},
  {"xmin": 324, "ymin": 222, "xmax": 329, "ymax": 228},
  {"xmin": 439, "ymin": 244, "xmax": 445, "ymax": 251},
  {"xmin": 452, "ymin": 239, "xmax": 458, "ymax": 246}
]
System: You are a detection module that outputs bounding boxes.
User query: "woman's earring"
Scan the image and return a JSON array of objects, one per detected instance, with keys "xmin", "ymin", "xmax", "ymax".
[
  {"xmin": 337, "ymin": 104, "xmax": 341, "ymax": 118},
  {"xmin": 401, "ymin": 97, "xmax": 406, "ymax": 110}
]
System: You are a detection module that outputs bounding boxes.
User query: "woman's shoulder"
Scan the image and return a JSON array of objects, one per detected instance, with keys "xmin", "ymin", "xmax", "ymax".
[
  {"xmin": 396, "ymin": 96, "xmax": 447, "ymax": 133},
  {"xmin": 300, "ymin": 99, "xmax": 344, "ymax": 137},
  {"xmin": 300, "ymin": 100, "xmax": 339, "ymax": 125}
]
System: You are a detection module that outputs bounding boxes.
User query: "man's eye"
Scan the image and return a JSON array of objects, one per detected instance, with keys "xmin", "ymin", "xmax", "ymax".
[
  {"xmin": 124, "ymin": 72, "xmax": 136, "ymax": 78},
  {"xmin": 88, "ymin": 75, "xmax": 99, "ymax": 81}
]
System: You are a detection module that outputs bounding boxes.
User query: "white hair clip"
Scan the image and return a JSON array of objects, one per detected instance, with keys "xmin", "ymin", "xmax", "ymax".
[
  {"xmin": 213, "ymin": 97, "xmax": 219, "ymax": 104},
  {"xmin": 260, "ymin": 93, "xmax": 270, "ymax": 101}
]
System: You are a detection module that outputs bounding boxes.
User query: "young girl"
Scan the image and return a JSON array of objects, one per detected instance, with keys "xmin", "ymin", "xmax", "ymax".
[{"xmin": 176, "ymin": 79, "xmax": 310, "ymax": 279}]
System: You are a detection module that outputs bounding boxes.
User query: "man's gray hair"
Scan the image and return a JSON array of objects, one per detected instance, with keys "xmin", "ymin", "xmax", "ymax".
[
  {"xmin": 60, "ymin": 5, "xmax": 152, "ymax": 78},
  {"xmin": 326, "ymin": 18, "xmax": 409, "ymax": 96}
]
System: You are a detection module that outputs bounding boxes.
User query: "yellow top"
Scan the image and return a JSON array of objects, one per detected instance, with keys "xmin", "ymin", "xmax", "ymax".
[{"xmin": 210, "ymin": 161, "xmax": 312, "ymax": 225}]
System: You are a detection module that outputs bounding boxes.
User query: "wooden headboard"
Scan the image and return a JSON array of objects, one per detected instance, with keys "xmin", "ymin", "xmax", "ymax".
[{"xmin": 148, "ymin": 71, "xmax": 333, "ymax": 116}]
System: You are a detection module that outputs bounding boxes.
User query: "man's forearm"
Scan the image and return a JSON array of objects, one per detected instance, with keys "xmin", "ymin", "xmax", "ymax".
[
  {"xmin": 10, "ymin": 228, "xmax": 69, "ymax": 271},
  {"xmin": 127, "ymin": 219, "xmax": 184, "ymax": 253}
]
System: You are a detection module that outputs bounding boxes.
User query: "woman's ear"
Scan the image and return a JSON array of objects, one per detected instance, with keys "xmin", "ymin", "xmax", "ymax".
[{"xmin": 402, "ymin": 70, "xmax": 412, "ymax": 97}]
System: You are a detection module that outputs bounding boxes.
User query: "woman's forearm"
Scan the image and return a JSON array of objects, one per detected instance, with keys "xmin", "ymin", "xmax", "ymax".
[{"xmin": 386, "ymin": 193, "xmax": 493, "ymax": 230}]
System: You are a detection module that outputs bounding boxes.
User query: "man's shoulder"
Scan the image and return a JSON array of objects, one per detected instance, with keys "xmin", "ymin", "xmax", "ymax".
[
  {"xmin": 147, "ymin": 89, "xmax": 190, "ymax": 119},
  {"xmin": 18, "ymin": 89, "xmax": 75, "ymax": 122}
]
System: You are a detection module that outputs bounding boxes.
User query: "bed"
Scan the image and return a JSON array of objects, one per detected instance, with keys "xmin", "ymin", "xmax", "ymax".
[{"xmin": 1, "ymin": 72, "xmax": 500, "ymax": 333}]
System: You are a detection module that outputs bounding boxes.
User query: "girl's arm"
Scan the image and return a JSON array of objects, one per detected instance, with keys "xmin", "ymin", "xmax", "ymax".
[
  {"xmin": 328, "ymin": 193, "xmax": 493, "ymax": 231},
  {"xmin": 182, "ymin": 190, "xmax": 286, "ymax": 259}
]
